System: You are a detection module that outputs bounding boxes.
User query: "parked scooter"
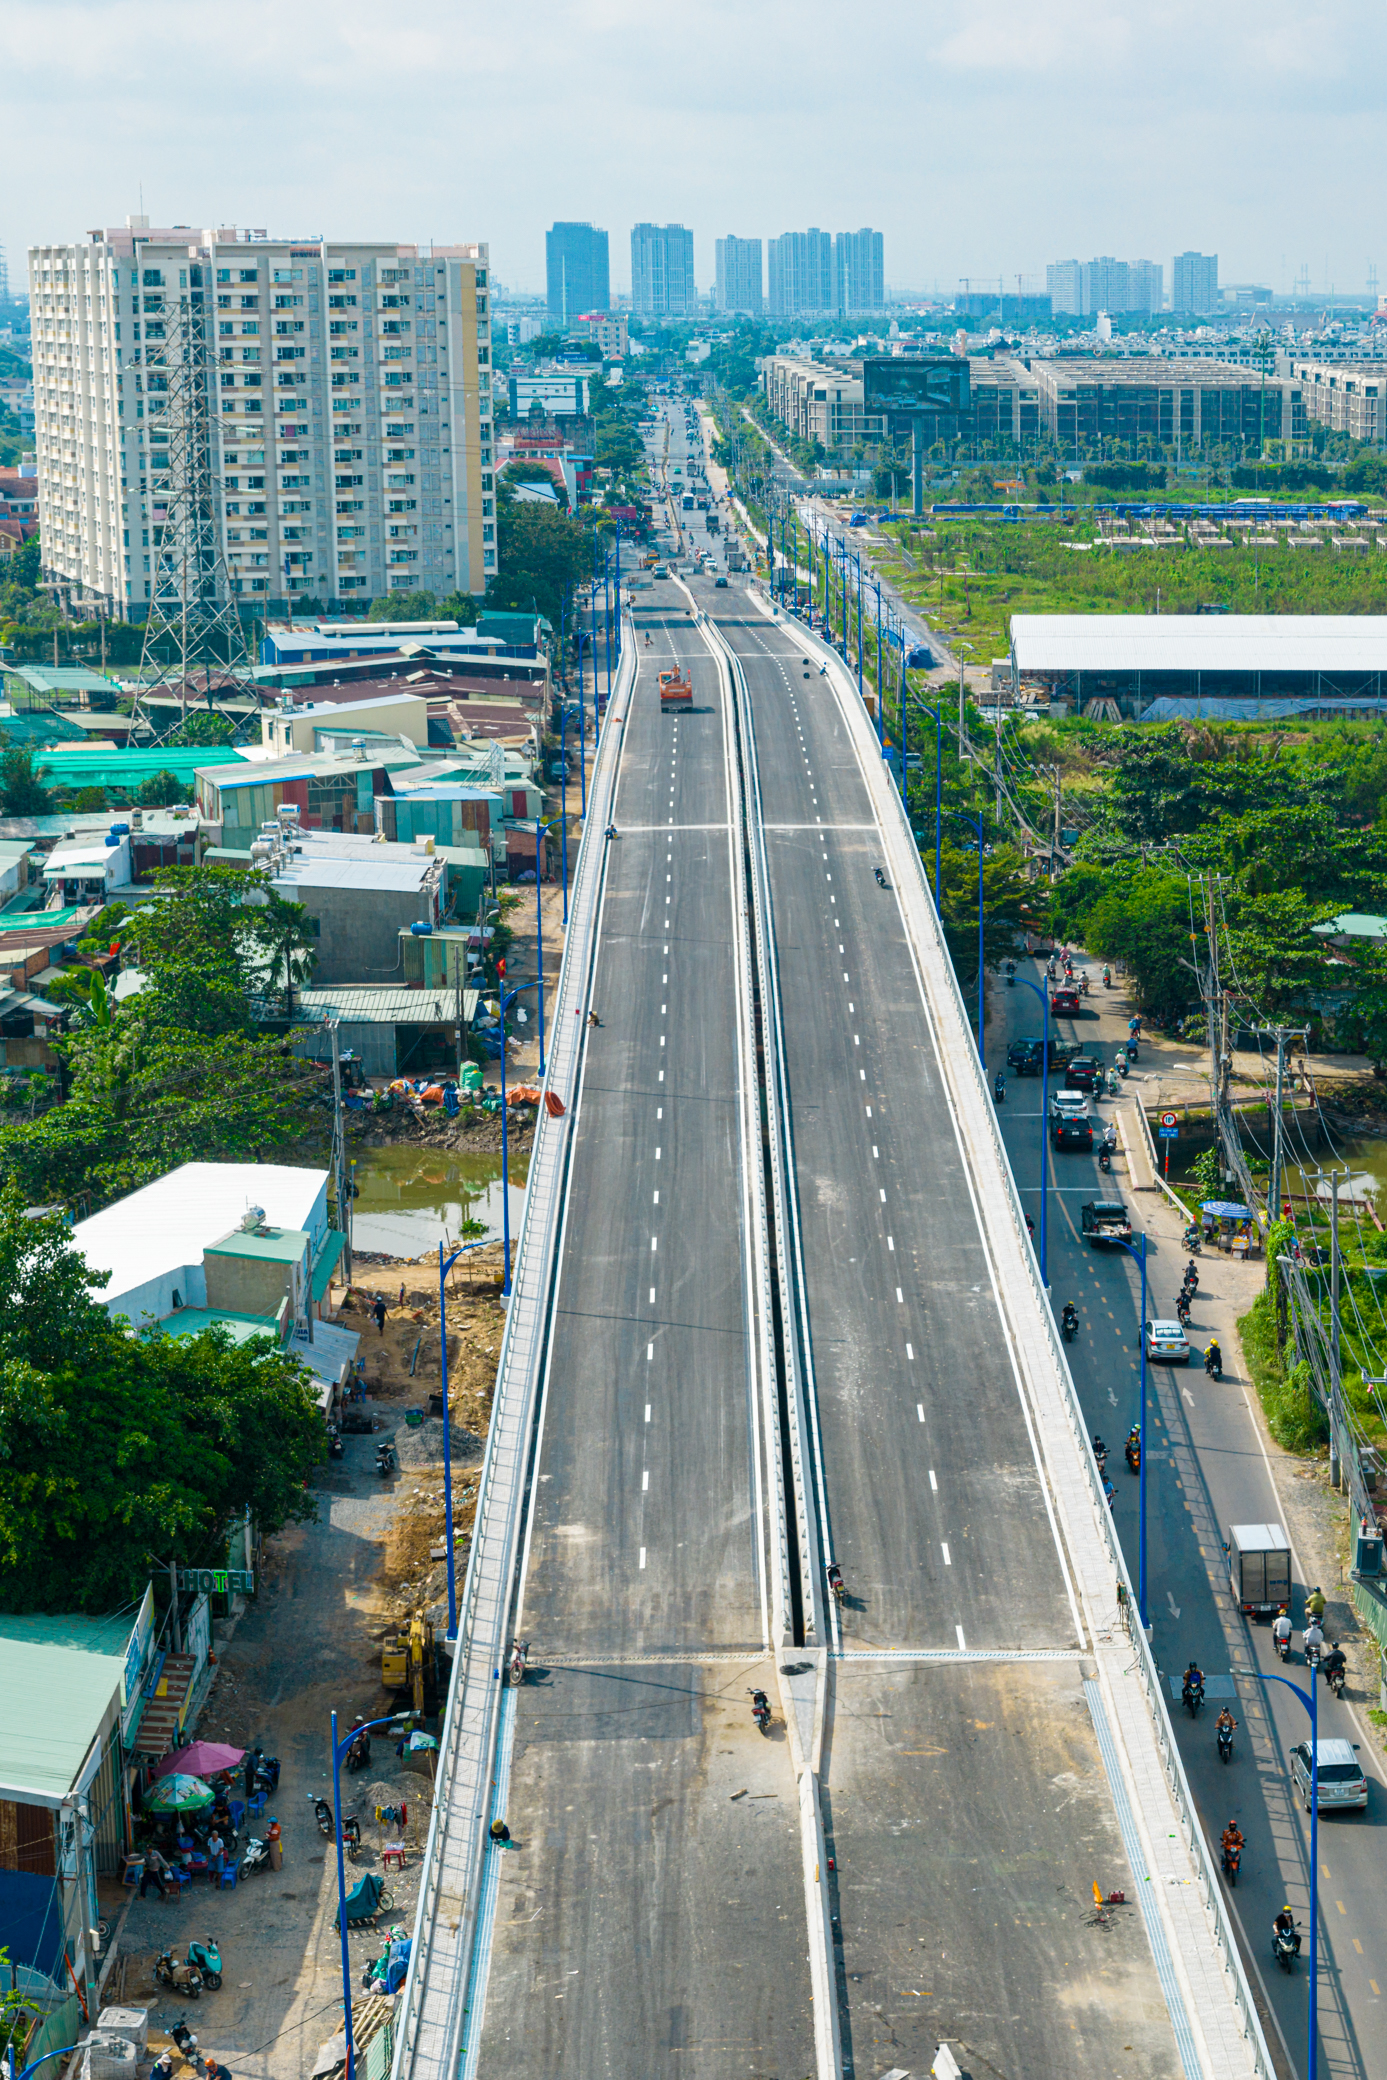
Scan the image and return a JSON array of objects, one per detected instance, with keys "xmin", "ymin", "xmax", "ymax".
[
  {"xmin": 341, "ymin": 1814, "xmax": 363, "ymax": 1864},
  {"xmin": 310, "ymin": 1793, "xmax": 334, "ymax": 1838},
  {"xmin": 154, "ymin": 1949, "xmax": 202, "ymax": 1998},
  {"xmin": 748, "ymin": 1688, "xmax": 772, "ymax": 1734},
  {"xmin": 185, "ymin": 1937, "xmax": 222, "ymax": 1991},
  {"xmin": 168, "ymin": 2020, "xmax": 199, "ymax": 2062},
  {"xmin": 827, "ymin": 1561, "xmax": 846, "ymax": 1604},
  {"xmin": 508, "ymin": 1639, "xmax": 529, "ymax": 1687},
  {"xmin": 327, "ymin": 1422, "xmax": 344, "ymax": 1460},
  {"xmin": 239, "ymin": 1835, "xmax": 270, "ymax": 1877},
  {"xmin": 375, "ymin": 1439, "xmax": 395, "ymax": 1478}
]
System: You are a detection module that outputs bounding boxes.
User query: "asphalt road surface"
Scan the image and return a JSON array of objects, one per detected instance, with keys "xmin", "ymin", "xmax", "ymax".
[
  {"xmin": 699, "ymin": 578, "xmax": 1186, "ymax": 2079},
  {"xmin": 477, "ymin": 416, "xmax": 814, "ymax": 2076},
  {"xmin": 993, "ymin": 952, "xmax": 1387, "ymax": 2080}
]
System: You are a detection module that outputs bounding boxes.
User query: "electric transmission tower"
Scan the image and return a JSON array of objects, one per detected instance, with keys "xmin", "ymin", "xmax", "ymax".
[{"xmin": 134, "ymin": 264, "xmax": 250, "ymax": 739}]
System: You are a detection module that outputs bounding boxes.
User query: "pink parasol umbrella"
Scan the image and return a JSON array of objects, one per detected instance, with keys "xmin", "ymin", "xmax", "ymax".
[{"xmin": 152, "ymin": 1740, "xmax": 246, "ymax": 1781}]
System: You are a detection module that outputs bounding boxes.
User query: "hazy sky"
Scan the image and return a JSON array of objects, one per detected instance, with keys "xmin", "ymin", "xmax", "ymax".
[{"xmin": 4, "ymin": 0, "xmax": 1384, "ymax": 302}]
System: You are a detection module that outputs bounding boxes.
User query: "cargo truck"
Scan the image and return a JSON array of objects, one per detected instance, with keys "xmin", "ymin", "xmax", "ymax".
[{"xmin": 1227, "ymin": 1523, "xmax": 1291, "ymax": 1617}]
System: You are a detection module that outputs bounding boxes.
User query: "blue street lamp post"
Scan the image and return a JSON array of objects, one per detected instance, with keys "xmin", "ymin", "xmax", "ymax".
[
  {"xmin": 946, "ymin": 809, "xmax": 986, "ymax": 1070},
  {"xmin": 11, "ymin": 2049, "xmax": 84, "ymax": 2080},
  {"xmin": 1012, "ymin": 974, "xmax": 1051, "ymax": 1288},
  {"xmin": 532, "ymin": 818, "xmax": 561, "ymax": 1078},
  {"xmin": 496, "ymin": 983, "xmax": 525, "ymax": 1296},
  {"xmin": 873, "ymin": 578, "xmax": 884, "ymax": 754},
  {"xmin": 907, "ymin": 694, "xmax": 944, "ymax": 914},
  {"xmin": 330, "ymin": 1708, "xmax": 407, "ymax": 2080},
  {"xmin": 1234, "ymin": 1664, "xmax": 1320, "ymax": 2080},
  {"xmin": 558, "ymin": 703, "xmax": 570, "ymax": 926},
  {"xmin": 574, "ymin": 632, "xmax": 590, "ymax": 817},
  {"xmin": 1110, "ymin": 1231, "xmax": 1150, "ymax": 1623}
]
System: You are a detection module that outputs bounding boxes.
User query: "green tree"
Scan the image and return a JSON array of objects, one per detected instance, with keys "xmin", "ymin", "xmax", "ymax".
[
  {"xmin": 1079, "ymin": 867, "xmax": 1197, "ymax": 1020},
  {"xmin": 247, "ymin": 889, "xmax": 318, "ymax": 1016},
  {"xmin": 137, "ymin": 768, "xmax": 194, "ymax": 807},
  {"xmin": 0, "ymin": 1192, "xmax": 324, "ymax": 1610},
  {"xmin": 436, "ymin": 590, "xmax": 479, "ymax": 626},
  {"xmin": 164, "ymin": 710, "xmax": 235, "ymax": 749},
  {"xmin": 369, "ymin": 589, "xmax": 437, "ymax": 622},
  {"xmin": 0, "ymin": 746, "xmax": 54, "ymax": 816},
  {"xmin": 490, "ymin": 492, "xmax": 590, "ymax": 625}
]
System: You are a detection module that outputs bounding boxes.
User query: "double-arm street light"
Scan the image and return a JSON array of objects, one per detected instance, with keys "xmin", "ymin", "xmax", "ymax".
[
  {"xmin": 946, "ymin": 808, "xmax": 986, "ymax": 1071},
  {"xmin": 330, "ymin": 1707, "xmax": 409, "ymax": 2080},
  {"xmin": 1109, "ymin": 1231, "xmax": 1150, "ymax": 1623},
  {"xmin": 906, "ymin": 691, "xmax": 944, "ymax": 914},
  {"xmin": 1234, "ymin": 1663, "xmax": 1321, "ymax": 2080},
  {"xmin": 1011, "ymin": 974, "xmax": 1052, "ymax": 1289}
]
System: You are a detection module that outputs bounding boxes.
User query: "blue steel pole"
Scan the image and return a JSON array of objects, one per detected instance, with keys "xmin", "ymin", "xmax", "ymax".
[
  {"xmin": 559, "ymin": 704, "xmax": 569, "ymax": 926},
  {"xmin": 874, "ymin": 577, "xmax": 884, "ymax": 755},
  {"xmin": 1113, "ymin": 1232, "xmax": 1150, "ymax": 1621},
  {"xmin": 577, "ymin": 634, "xmax": 588, "ymax": 818},
  {"xmin": 1236, "ymin": 1665, "xmax": 1319, "ymax": 2080},
  {"xmin": 856, "ymin": 556, "xmax": 864, "ymax": 709},
  {"xmin": 330, "ymin": 1708, "xmax": 353, "ymax": 2080},
  {"xmin": 603, "ymin": 554, "xmax": 612, "ymax": 720},
  {"xmin": 898, "ymin": 634, "xmax": 908, "ymax": 800},
  {"xmin": 438, "ymin": 1242, "xmax": 459, "ymax": 1636},
  {"xmin": 499, "ymin": 983, "xmax": 521, "ymax": 1295},
  {"xmin": 947, "ymin": 809, "xmax": 986, "ymax": 1070},
  {"xmin": 1014, "ymin": 975, "xmax": 1051, "ymax": 1287}
]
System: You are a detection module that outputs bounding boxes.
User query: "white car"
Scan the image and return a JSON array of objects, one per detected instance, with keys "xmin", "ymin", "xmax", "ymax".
[
  {"xmin": 1144, "ymin": 1318, "xmax": 1191, "ymax": 1364},
  {"xmin": 1290, "ymin": 1737, "xmax": 1368, "ymax": 1813}
]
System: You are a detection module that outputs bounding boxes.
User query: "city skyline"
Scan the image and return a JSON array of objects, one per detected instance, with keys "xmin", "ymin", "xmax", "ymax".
[{"xmin": 3, "ymin": 0, "xmax": 1385, "ymax": 306}]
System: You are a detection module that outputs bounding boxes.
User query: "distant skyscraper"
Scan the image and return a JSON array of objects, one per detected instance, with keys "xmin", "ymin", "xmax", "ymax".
[
  {"xmin": 546, "ymin": 222, "xmax": 610, "ymax": 325},
  {"xmin": 630, "ymin": 223, "xmax": 696, "ymax": 317},
  {"xmin": 1046, "ymin": 260, "xmax": 1083, "ymax": 316},
  {"xmin": 768, "ymin": 230, "xmax": 834, "ymax": 317},
  {"xmin": 715, "ymin": 236, "xmax": 763, "ymax": 315},
  {"xmin": 1130, "ymin": 259, "xmax": 1163, "ymax": 313},
  {"xmin": 1173, "ymin": 251, "xmax": 1218, "ymax": 314},
  {"xmin": 834, "ymin": 228, "xmax": 884, "ymax": 313},
  {"xmin": 1081, "ymin": 257, "xmax": 1131, "ymax": 315}
]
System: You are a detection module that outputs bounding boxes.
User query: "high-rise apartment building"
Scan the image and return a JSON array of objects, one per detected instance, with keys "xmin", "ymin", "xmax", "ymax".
[
  {"xmin": 1172, "ymin": 251, "xmax": 1219, "ymax": 314},
  {"xmin": 545, "ymin": 222, "xmax": 609, "ymax": 325},
  {"xmin": 630, "ymin": 224, "xmax": 696, "ymax": 317},
  {"xmin": 29, "ymin": 218, "xmax": 493, "ymax": 619},
  {"xmin": 768, "ymin": 230, "xmax": 834, "ymax": 317},
  {"xmin": 1047, "ymin": 254, "xmax": 1164, "ymax": 318},
  {"xmin": 834, "ymin": 228, "xmax": 884, "ymax": 313},
  {"xmin": 715, "ymin": 236, "xmax": 763, "ymax": 315}
]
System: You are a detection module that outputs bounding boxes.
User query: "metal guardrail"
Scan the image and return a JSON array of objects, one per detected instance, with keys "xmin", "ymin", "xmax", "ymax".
[
  {"xmin": 753, "ymin": 592, "xmax": 1273, "ymax": 2079},
  {"xmin": 391, "ymin": 629, "xmax": 638, "ymax": 2080},
  {"xmin": 698, "ymin": 603, "xmax": 825, "ymax": 1647}
]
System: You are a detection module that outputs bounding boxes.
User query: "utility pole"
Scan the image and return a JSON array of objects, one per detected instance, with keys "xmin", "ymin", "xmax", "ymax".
[
  {"xmin": 1051, "ymin": 763, "xmax": 1062, "ymax": 878},
  {"xmin": 1263, "ymin": 1024, "xmax": 1309, "ymax": 1229},
  {"xmin": 1329, "ymin": 1166, "xmax": 1342, "ymax": 1488}
]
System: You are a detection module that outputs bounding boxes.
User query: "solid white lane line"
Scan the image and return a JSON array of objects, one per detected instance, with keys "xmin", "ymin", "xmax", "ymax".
[
  {"xmin": 929, "ymin": 1469, "xmax": 938, "ymax": 1491},
  {"xmin": 942, "ymin": 1543, "xmax": 952, "ymax": 1566}
]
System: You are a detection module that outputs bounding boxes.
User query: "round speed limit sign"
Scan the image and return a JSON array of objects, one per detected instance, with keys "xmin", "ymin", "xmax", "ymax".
[{"xmin": 1159, "ymin": 1111, "xmax": 1178, "ymax": 1129}]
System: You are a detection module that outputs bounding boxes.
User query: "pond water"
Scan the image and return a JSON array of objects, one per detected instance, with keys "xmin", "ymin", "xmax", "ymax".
[{"xmin": 349, "ymin": 1143, "xmax": 530, "ymax": 1257}]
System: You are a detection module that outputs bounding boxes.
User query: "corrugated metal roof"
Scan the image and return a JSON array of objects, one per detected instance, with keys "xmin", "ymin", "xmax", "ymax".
[
  {"xmin": 0, "ymin": 1613, "xmax": 132, "ymax": 1800},
  {"xmin": 1011, "ymin": 613, "xmax": 1387, "ymax": 674},
  {"xmin": 296, "ymin": 986, "xmax": 480, "ymax": 1024},
  {"xmin": 272, "ymin": 857, "xmax": 436, "ymax": 893}
]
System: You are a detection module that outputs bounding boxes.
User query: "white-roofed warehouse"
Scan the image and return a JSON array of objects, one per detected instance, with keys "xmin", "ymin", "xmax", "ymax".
[{"xmin": 1008, "ymin": 614, "xmax": 1387, "ymax": 720}]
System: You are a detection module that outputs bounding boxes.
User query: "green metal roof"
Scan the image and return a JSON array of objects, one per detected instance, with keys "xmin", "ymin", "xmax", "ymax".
[
  {"xmin": 205, "ymin": 1225, "xmax": 309, "ymax": 1264},
  {"xmin": 311, "ymin": 1229, "xmax": 347, "ymax": 1303},
  {"xmin": 158, "ymin": 1307, "xmax": 282, "ymax": 1344},
  {"xmin": 1312, "ymin": 912, "xmax": 1387, "ymax": 940},
  {"xmin": 31, "ymin": 748, "xmax": 245, "ymax": 792},
  {"xmin": 0, "ymin": 710, "xmax": 92, "ymax": 748},
  {"xmin": 0, "ymin": 1612, "xmax": 133, "ymax": 1801}
]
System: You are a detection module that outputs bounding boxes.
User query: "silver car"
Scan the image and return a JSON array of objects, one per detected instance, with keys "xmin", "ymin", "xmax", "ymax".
[{"xmin": 1289, "ymin": 1737, "xmax": 1368, "ymax": 1813}]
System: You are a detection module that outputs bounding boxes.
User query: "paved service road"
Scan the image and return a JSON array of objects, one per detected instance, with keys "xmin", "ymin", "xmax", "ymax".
[
  {"xmin": 701, "ymin": 580, "xmax": 1188, "ymax": 2079},
  {"xmin": 477, "ymin": 413, "xmax": 814, "ymax": 2077},
  {"xmin": 993, "ymin": 953, "xmax": 1387, "ymax": 2080}
]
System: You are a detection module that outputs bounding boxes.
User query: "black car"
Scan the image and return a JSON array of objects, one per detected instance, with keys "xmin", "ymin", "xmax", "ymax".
[
  {"xmin": 1065, "ymin": 1056, "xmax": 1100, "ymax": 1091},
  {"xmin": 1008, "ymin": 1037, "xmax": 1044, "ymax": 1075},
  {"xmin": 906, "ymin": 646, "xmax": 935, "ymax": 669}
]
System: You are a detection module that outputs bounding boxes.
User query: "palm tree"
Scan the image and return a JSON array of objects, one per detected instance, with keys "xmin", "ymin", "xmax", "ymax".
[{"xmin": 256, "ymin": 893, "xmax": 317, "ymax": 1017}]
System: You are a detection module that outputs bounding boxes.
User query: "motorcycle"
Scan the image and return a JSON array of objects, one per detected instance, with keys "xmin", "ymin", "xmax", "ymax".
[
  {"xmin": 346, "ymin": 1728, "xmax": 372, "ymax": 1773},
  {"xmin": 749, "ymin": 1688, "xmax": 772, "ymax": 1734},
  {"xmin": 1221, "ymin": 1840, "xmax": 1242, "ymax": 1886},
  {"xmin": 1273, "ymin": 1924, "xmax": 1299, "ymax": 1974},
  {"xmin": 1124, "ymin": 1436, "xmax": 1141, "ymax": 1474},
  {"xmin": 341, "ymin": 1815, "xmax": 363, "ymax": 1864},
  {"xmin": 327, "ymin": 1421, "xmax": 344, "ymax": 1460},
  {"xmin": 1102, "ymin": 967, "xmax": 1112, "ymax": 988},
  {"xmin": 1183, "ymin": 1262, "xmax": 1200, "ymax": 1291},
  {"xmin": 1116, "ymin": 1055, "xmax": 1129, "ymax": 1079},
  {"xmin": 873, "ymin": 866, "xmax": 887, "ymax": 888},
  {"xmin": 168, "ymin": 2021, "xmax": 199, "ymax": 2062},
  {"xmin": 1176, "ymin": 1296, "xmax": 1192, "ymax": 1328},
  {"xmin": 1274, "ymin": 1616, "xmax": 1292, "ymax": 1663},
  {"xmin": 1006, "ymin": 962, "xmax": 1016, "ymax": 987},
  {"xmin": 375, "ymin": 1440, "xmax": 395, "ymax": 1478},
  {"xmin": 1061, "ymin": 1308, "xmax": 1078, "ymax": 1343},
  {"xmin": 827, "ymin": 1563, "xmax": 846, "ymax": 1605},
  {"xmin": 1098, "ymin": 1145, "xmax": 1112, "ymax": 1174},
  {"xmin": 508, "ymin": 1638, "xmax": 529, "ymax": 1688},
  {"xmin": 186, "ymin": 1938, "xmax": 222, "ymax": 1991},
  {"xmin": 1092, "ymin": 1436, "xmax": 1108, "ymax": 1475},
  {"xmin": 1182, "ymin": 1225, "xmax": 1202, "ymax": 1254},
  {"xmin": 1217, "ymin": 1723, "xmax": 1235, "ymax": 1765},
  {"xmin": 993, "ymin": 1072, "xmax": 1006, "ymax": 1104},
  {"xmin": 1303, "ymin": 1634, "xmax": 1323, "ymax": 1671},
  {"xmin": 1204, "ymin": 1347, "xmax": 1223, "ymax": 1380},
  {"xmin": 310, "ymin": 1793, "xmax": 333, "ymax": 1838},
  {"xmin": 1182, "ymin": 1678, "xmax": 1205, "ymax": 1719},
  {"xmin": 1325, "ymin": 1658, "xmax": 1346, "ymax": 1699},
  {"xmin": 240, "ymin": 1835, "xmax": 270, "ymax": 1877},
  {"xmin": 154, "ymin": 1949, "xmax": 202, "ymax": 1999}
]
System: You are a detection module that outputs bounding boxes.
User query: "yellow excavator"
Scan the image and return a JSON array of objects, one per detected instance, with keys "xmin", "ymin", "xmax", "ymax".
[{"xmin": 381, "ymin": 1611, "xmax": 440, "ymax": 1715}]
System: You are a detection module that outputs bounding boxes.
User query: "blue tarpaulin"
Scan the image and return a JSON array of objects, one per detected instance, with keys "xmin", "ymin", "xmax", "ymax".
[
  {"xmin": 1201, "ymin": 1200, "xmax": 1252, "ymax": 1220},
  {"xmin": 0, "ymin": 1868, "xmax": 65, "ymax": 1981}
]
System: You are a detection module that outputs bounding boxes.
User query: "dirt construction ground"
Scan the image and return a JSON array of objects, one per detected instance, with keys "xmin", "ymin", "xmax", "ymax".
[{"xmin": 110, "ymin": 1247, "xmax": 508, "ymax": 2080}]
